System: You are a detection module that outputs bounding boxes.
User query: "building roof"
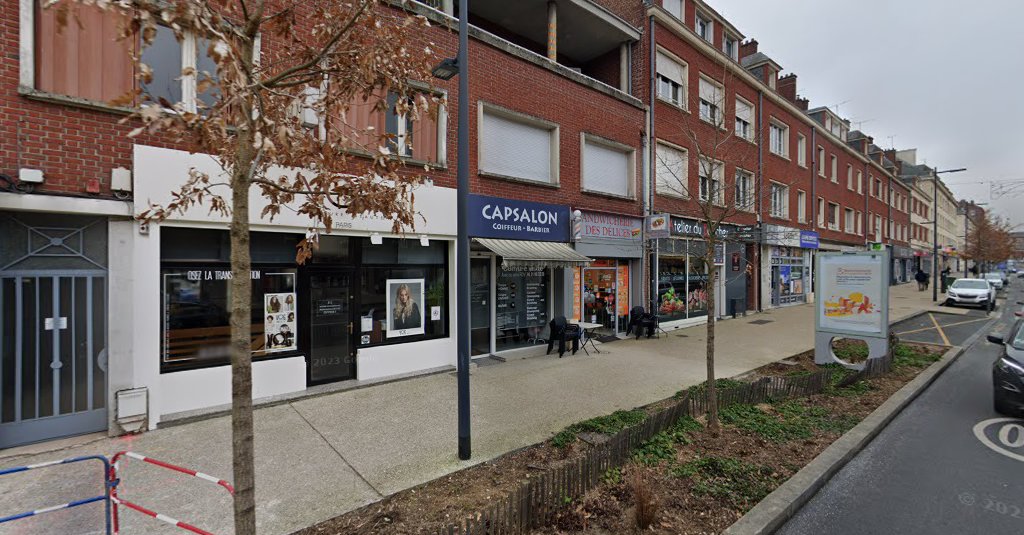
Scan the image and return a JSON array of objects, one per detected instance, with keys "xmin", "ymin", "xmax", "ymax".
[{"xmin": 740, "ymin": 52, "xmax": 782, "ymax": 71}]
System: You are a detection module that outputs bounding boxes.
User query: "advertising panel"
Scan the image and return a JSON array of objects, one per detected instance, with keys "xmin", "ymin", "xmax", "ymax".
[
  {"xmin": 468, "ymin": 194, "xmax": 570, "ymax": 242},
  {"xmin": 817, "ymin": 253, "xmax": 886, "ymax": 335}
]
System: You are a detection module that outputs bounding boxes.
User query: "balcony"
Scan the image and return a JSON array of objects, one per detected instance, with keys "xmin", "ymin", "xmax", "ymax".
[{"xmin": 417, "ymin": 0, "xmax": 640, "ymax": 96}]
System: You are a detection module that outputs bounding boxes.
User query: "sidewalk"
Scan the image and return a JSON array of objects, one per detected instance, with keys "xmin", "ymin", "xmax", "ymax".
[{"xmin": 0, "ymin": 283, "xmax": 941, "ymax": 535}]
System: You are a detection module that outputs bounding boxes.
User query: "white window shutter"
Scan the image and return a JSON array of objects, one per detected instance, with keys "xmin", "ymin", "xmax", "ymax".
[
  {"xmin": 480, "ymin": 111, "xmax": 553, "ymax": 183},
  {"xmin": 699, "ymin": 78, "xmax": 717, "ymax": 103},
  {"xmin": 657, "ymin": 52, "xmax": 683, "ymax": 85},
  {"xmin": 583, "ymin": 140, "xmax": 631, "ymax": 197}
]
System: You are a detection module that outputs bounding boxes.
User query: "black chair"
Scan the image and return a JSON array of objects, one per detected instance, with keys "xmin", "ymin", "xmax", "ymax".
[
  {"xmin": 626, "ymin": 306, "xmax": 660, "ymax": 339},
  {"xmin": 546, "ymin": 316, "xmax": 580, "ymax": 357}
]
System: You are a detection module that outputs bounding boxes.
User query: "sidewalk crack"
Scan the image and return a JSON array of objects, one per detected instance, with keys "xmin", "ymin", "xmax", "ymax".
[{"xmin": 288, "ymin": 403, "xmax": 384, "ymax": 498}]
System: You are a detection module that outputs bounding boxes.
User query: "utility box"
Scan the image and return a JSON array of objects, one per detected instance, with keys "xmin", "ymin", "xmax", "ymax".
[{"xmin": 115, "ymin": 387, "xmax": 149, "ymax": 434}]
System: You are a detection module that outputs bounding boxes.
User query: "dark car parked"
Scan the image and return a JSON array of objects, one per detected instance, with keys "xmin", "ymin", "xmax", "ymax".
[{"xmin": 987, "ymin": 318, "xmax": 1024, "ymax": 416}]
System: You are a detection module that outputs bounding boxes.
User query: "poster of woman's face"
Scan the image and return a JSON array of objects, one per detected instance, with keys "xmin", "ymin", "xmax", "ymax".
[
  {"xmin": 386, "ymin": 278, "xmax": 424, "ymax": 337},
  {"xmin": 264, "ymin": 292, "xmax": 297, "ymax": 352}
]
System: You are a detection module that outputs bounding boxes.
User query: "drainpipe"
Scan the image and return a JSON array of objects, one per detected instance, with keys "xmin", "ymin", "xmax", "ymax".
[
  {"xmin": 648, "ymin": 15, "xmax": 658, "ymax": 312},
  {"xmin": 756, "ymin": 90, "xmax": 764, "ymax": 312},
  {"xmin": 864, "ymin": 162, "xmax": 870, "ymax": 246},
  {"xmin": 546, "ymin": 1, "xmax": 557, "ymax": 61},
  {"xmin": 810, "ymin": 128, "xmax": 817, "ymax": 234}
]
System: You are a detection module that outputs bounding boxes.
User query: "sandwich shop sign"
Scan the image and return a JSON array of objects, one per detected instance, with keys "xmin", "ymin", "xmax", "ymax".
[
  {"xmin": 814, "ymin": 250, "xmax": 890, "ymax": 368},
  {"xmin": 468, "ymin": 194, "xmax": 570, "ymax": 242}
]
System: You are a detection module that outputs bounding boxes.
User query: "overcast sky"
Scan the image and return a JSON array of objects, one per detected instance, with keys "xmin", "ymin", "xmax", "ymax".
[{"xmin": 714, "ymin": 0, "xmax": 1024, "ymax": 228}]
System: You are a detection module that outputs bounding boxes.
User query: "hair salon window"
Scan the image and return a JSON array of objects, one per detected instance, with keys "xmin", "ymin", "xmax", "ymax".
[
  {"xmin": 160, "ymin": 228, "xmax": 304, "ymax": 372},
  {"xmin": 359, "ymin": 238, "xmax": 448, "ymax": 346}
]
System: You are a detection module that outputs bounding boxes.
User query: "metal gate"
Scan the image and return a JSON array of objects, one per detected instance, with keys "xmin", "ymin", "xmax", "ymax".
[{"xmin": 1, "ymin": 213, "xmax": 109, "ymax": 448}]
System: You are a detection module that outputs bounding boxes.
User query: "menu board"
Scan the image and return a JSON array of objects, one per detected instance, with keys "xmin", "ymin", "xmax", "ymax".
[
  {"xmin": 497, "ymin": 270, "xmax": 547, "ymax": 331},
  {"xmin": 616, "ymin": 265, "xmax": 630, "ymax": 317}
]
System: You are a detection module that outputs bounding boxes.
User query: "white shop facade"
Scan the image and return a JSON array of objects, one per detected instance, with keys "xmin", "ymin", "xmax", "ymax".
[{"xmin": 118, "ymin": 145, "xmax": 457, "ymax": 429}]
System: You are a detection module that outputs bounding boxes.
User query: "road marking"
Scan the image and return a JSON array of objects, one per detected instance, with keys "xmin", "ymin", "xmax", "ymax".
[
  {"xmin": 895, "ymin": 317, "xmax": 992, "ymax": 336},
  {"xmin": 974, "ymin": 418, "xmax": 1024, "ymax": 463},
  {"xmin": 928, "ymin": 313, "xmax": 951, "ymax": 346}
]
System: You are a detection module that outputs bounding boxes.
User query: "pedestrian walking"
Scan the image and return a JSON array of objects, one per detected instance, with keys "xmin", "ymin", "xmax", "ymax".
[{"xmin": 915, "ymin": 269, "xmax": 926, "ymax": 291}]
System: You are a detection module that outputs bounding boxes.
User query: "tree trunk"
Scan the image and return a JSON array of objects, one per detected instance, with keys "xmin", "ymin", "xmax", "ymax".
[
  {"xmin": 705, "ymin": 242, "xmax": 719, "ymax": 434},
  {"xmin": 230, "ymin": 40, "xmax": 258, "ymax": 535}
]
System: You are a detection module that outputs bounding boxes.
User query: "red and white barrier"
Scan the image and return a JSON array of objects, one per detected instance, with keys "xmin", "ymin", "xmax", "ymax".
[{"xmin": 109, "ymin": 451, "xmax": 234, "ymax": 535}]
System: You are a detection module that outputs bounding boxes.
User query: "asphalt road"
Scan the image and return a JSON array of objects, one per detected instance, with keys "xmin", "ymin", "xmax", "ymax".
[{"xmin": 777, "ymin": 285, "xmax": 1024, "ymax": 535}]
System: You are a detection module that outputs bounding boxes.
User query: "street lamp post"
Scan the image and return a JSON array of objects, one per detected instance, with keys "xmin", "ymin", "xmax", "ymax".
[
  {"xmin": 431, "ymin": 0, "xmax": 471, "ymax": 460},
  {"xmin": 932, "ymin": 167, "xmax": 966, "ymax": 302}
]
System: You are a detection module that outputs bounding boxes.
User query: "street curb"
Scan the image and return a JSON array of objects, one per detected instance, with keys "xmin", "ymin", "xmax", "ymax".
[{"xmin": 723, "ymin": 317, "xmax": 996, "ymax": 535}]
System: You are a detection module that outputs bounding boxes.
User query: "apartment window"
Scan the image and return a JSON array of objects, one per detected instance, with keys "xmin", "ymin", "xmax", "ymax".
[
  {"xmin": 735, "ymin": 169, "xmax": 753, "ymax": 210},
  {"xmin": 797, "ymin": 134, "xmax": 807, "ymax": 167},
  {"xmin": 845, "ymin": 208, "xmax": 855, "ymax": 233},
  {"xmin": 887, "ymin": 219, "xmax": 893, "ymax": 239},
  {"xmin": 828, "ymin": 202, "xmax": 840, "ymax": 230},
  {"xmin": 655, "ymin": 142, "xmax": 688, "ymax": 198},
  {"xmin": 723, "ymin": 35, "xmax": 738, "ymax": 60},
  {"xmin": 663, "ymin": 0, "xmax": 683, "ymax": 19},
  {"xmin": 582, "ymin": 135, "xmax": 634, "ymax": 198},
  {"xmin": 695, "ymin": 13, "xmax": 713, "ymax": 43},
  {"xmin": 735, "ymin": 98, "xmax": 754, "ymax": 141},
  {"xmin": 137, "ymin": 26, "xmax": 222, "ymax": 111},
  {"xmin": 817, "ymin": 198, "xmax": 826, "ymax": 227},
  {"xmin": 830, "ymin": 156, "xmax": 838, "ymax": 182},
  {"xmin": 340, "ymin": 95, "xmax": 442, "ymax": 163},
  {"xmin": 769, "ymin": 121, "xmax": 789, "ymax": 157},
  {"xmin": 698, "ymin": 77, "xmax": 723, "ymax": 126},
  {"xmin": 856, "ymin": 211, "xmax": 863, "ymax": 235},
  {"xmin": 846, "ymin": 164, "xmax": 854, "ymax": 190},
  {"xmin": 817, "ymin": 147, "xmax": 826, "ymax": 176},
  {"xmin": 698, "ymin": 159, "xmax": 723, "ymax": 204},
  {"xmin": 874, "ymin": 214, "xmax": 883, "ymax": 239},
  {"xmin": 656, "ymin": 51, "xmax": 687, "ymax": 108},
  {"xmin": 479, "ymin": 105, "xmax": 558, "ymax": 184},
  {"xmin": 770, "ymin": 183, "xmax": 789, "ymax": 219},
  {"xmin": 857, "ymin": 171, "xmax": 863, "ymax": 194},
  {"xmin": 32, "ymin": 2, "xmax": 133, "ymax": 103},
  {"xmin": 874, "ymin": 178, "xmax": 883, "ymax": 198},
  {"xmin": 797, "ymin": 190, "xmax": 807, "ymax": 222}
]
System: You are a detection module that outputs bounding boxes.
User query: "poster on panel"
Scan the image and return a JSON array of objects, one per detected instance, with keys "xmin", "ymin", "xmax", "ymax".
[{"xmin": 386, "ymin": 278, "xmax": 425, "ymax": 337}]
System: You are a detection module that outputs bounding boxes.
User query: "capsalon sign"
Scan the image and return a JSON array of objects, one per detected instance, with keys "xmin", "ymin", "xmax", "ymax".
[{"xmin": 468, "ymin": 194, "xmax": 570, "ymax": 242}]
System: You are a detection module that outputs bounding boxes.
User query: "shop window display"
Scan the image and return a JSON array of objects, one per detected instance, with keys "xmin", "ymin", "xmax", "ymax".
[
  {"xmin": 359, "ymin": 238, "xmax": 448, "ymax": 346},
  {"xmin": 657, "ymin": 239, "xmax": 709, "ymax": 322},
  {"xmin": 495, "ymin": 269, "xmax": 548, "ymax": 351}
]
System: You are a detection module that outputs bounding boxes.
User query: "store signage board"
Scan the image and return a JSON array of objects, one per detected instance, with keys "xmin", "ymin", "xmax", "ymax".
[
  {"xmin": 580, "ymin": 211, "xmax": 643, "ymax": 242},
  {"xmin": 799, "ymin": 231, "xmax": 820, "ymax": 249},
  {"xmin": 814, "ymin": 251, "xmax": 890, "ymax": 367},
  {"xmin": 645, "ymin": 214, "xmax": 671, "ymax": 239},
  {"xmin": 468, "ymin": 194, "xmax": 570, "ymax": 242},
  {"xmin": 670, "ymin": 217, "xmax": 730, "ymax": 239}
]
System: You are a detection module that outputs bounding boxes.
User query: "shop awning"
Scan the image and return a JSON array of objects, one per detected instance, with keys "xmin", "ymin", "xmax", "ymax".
[{"xmin": 475, "ymin": 238, "xmax": 593, "ymax": 270}]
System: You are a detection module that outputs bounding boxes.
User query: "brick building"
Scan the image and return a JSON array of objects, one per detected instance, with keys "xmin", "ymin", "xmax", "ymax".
[{"xmin": 0, "ymin": 0, "xmax": 950, "ymax": 448}]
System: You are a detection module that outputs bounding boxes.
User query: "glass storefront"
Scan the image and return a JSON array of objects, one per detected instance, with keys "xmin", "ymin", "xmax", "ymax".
[
  {"xmin": 770, "ymin": 246, "xmax": 808, "ymax": 306},
  {"xmin": 656, "ymin": 238, "xmax": 709, "ymax": 322},
  {"xmin": 159, "ymin": 228, "xmax": 449, "ymax": 382},
  {"xmin": 495, "ymin": 268, "xmax": 549, "ymax": 351},
  {"xmin": 575, "ymin": 260, "xmax": 630, "ymax": 334}
]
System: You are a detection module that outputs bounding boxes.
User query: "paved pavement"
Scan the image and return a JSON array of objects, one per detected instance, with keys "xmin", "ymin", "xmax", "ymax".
[
  {"xmin": 0, "ymin": 283, "xmax": 941, "ymax": 535},
  {"xmin": 777, "ymin": 285, "xmax": 1023, "ymax": 535}
]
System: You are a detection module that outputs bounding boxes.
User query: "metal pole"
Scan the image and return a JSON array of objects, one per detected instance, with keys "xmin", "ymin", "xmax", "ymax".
[
  {"xmin": 456, "ymin": 0, "xmax": 471, "ymax": 460},
  {"xmin": 932, "ymin": 172, "xmax": 939, "ymax": 302},
  {"xmin": 964, "ymin": 209, "xmax": 969, "ymax": 278}
]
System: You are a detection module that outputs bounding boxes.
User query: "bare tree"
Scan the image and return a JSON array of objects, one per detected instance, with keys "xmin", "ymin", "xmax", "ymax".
[
  {"xmin": 653, "ymin": 65, "xmax": 762, "ymax": 434},
  {"xmin": 964, "ymin": 212, "xmax": 1016, "ymax": 273},
  {"xmin": 57, "ymin": 0, "xmax": 439, "ymax": 531}
]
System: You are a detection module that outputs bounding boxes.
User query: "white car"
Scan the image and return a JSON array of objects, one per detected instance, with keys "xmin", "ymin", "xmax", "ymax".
[
  {"xmin": 946, "ymin": 278, "xmax": 996, "ymax": 310},
  {"xmin": 981, "ymin": 272, "xmax": 1004, "ymax": 290}
]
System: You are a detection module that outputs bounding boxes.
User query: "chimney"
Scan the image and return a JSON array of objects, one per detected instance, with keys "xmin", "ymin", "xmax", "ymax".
[
  {"xmin": 795, "ymin": 96, "xmax": 809, "ymax": 112},
  {"xmin": 739, "ymin": 39, "xmax": 758, "ymax": 60},
  {"xmin": 777, "ymin": 74, "xmax": 797, "ymax": 103},
  {"xmin": 884, "ymin": 149, "xmax": 897, "ymax": 164}
]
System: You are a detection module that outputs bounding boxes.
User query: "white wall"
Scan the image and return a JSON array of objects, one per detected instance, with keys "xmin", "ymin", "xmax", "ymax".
[{"xmin": 159, "ymin": 357, "xmax": 306, "ymax": 415}]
